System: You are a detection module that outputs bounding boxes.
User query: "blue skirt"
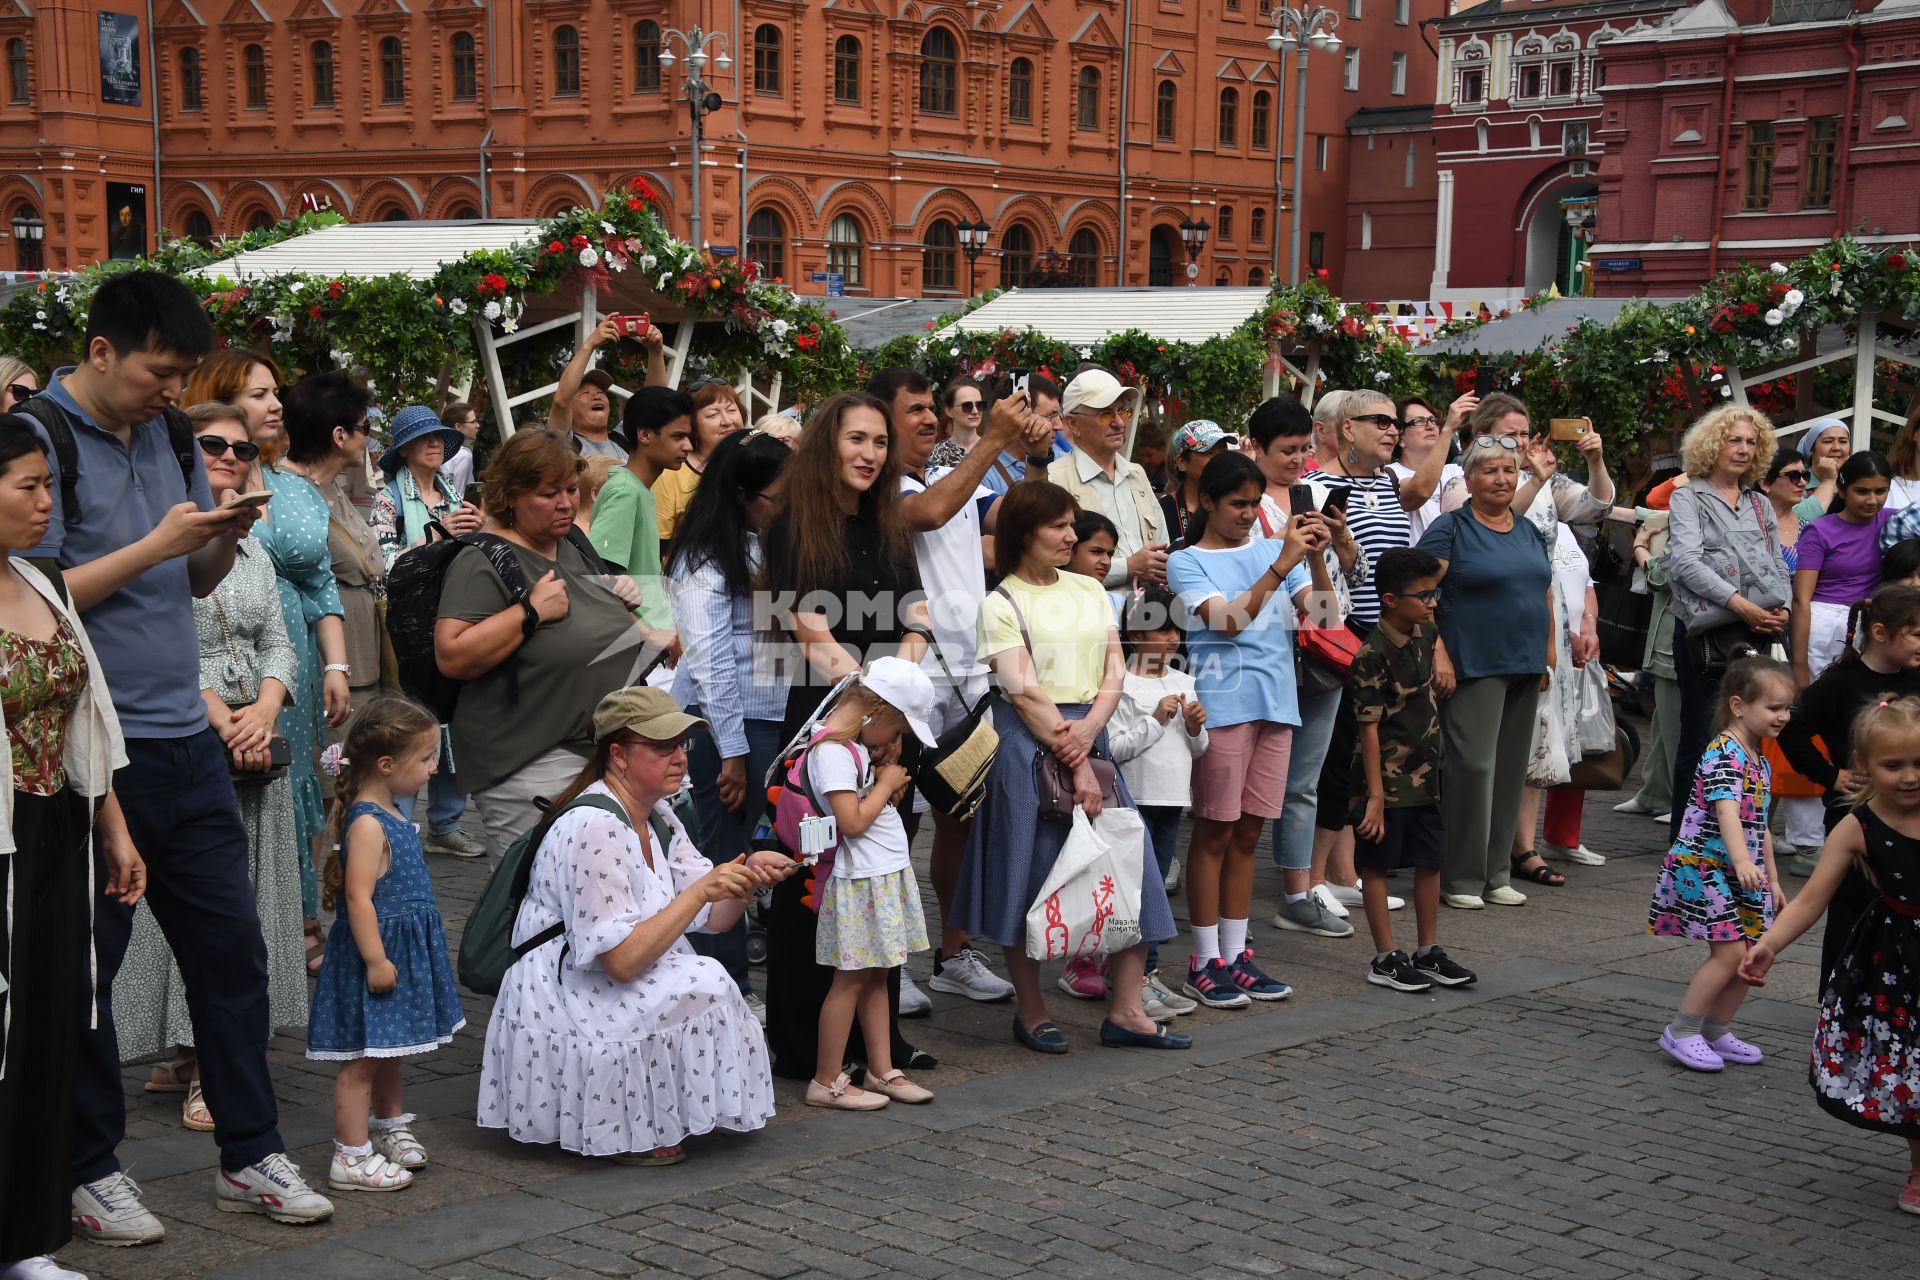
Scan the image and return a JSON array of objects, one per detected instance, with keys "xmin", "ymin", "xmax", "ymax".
[
  {"xmin": 307, "ymin": 902, "xmax": 466, "ymax": 1061},
  {"xmin": 950, "ymin": 703, "xmax": 1176, "ymax": 949}
]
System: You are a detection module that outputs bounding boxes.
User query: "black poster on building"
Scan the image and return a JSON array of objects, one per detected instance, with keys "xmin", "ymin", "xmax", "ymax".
[
  {"xmin": 106, "ymin": 183, "xmax": 147, "ymax": 260},
  {"xmin": 98, "ymin": 12, "xmax": 141, "ymax": 105}
]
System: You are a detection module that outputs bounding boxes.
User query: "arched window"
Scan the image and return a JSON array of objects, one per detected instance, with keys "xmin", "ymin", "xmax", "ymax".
[
  {"xmin": 1219, "ymin": 206, "xmax": 1235, "ymax": 241},
  {"xmin": 633, "ymin": 21, "xmax": 661, "ymax": 92},
  {"xmin": 379, "ymin": 36, "xmax": 405, "ymax": 104},
  {"xmin": 1218, "ymin": 86, "xmax": 1239, "ymax": 147},
  {"xmin": 1215, "ymin": 268, "xmax": 1232, "ymax": 286},
  {"xmin": 450, "ymin": 205, "xmax": 479, "ymax": 220},
  {"xmin": 11, "ymin": 206, "xmax": 41, "ymax": 271},
  {"xmin": 5, "ymin": 39, "xmax": 24, "ymax": 105},
  {"xmin": 826, "ymin": 213, "xmax": 864, "ymax": 288},
  {"xmin": 752, "ymin": 24, "xmax": 782, "ymax": 96},
  {"xmin": 1069, "ymin": 228, "xmax": 1101, "ymax": 287},
  {"xmin": 919, "ymin": 28, "xmax": 957, "ymax": 115},
  {"xmin": 1008, "ymin": 57, "xmax": 1033, "ymax": 123},
  {"xmin": 1251, "ymin": 206, "xmax": 1268, "ymax": 243},
  {"xmin": 247, "ymin": 208, "xmax": 275, "ymax": 232},
  {"xmin": 1148, "ymin": 227, "xmax": 1175, "ymax": 287},
  {"xmin": 177, "ymin": 47, "xmax": 202, "ymax": 111},
  {"xmin": 1076, "ymin": 66, "xmax": 1101, "ymax": 130},
  {"xmin": 1248, "ymin": 266, "xmax": 1266, "ymax": 286},
  {"xmin": 834, "ymin": 35, "xmax": 861, "ymax": 105},
  {"xmin": 553, "ymin": 25, "xmax": 580, "ymax": 96},
  {"xmin": 243, "ymin": 43, "xmax": 267, "ymax": 109},
  {"xmin": 451, "ymin": 32, "xmax": 478, "ymax": 100},
  {"xmin": 380, "ymin": 206, "xmax": 411, "ymax": 222},
  {"xmin": 1155, "ymin": 80, "xmax": 1177, "ymax": 141},
  {"xmin": 183, "ymin": 209, "xmax": 214, "ymax": 244},
  {"xmin": 922, "ymin": 219, "xmax": 957, "ymax": 291},
  {"xmin": 746, "ymin": 207, "xmax": 786, "ymax": 281},
  {"xmin": 1251, "ymin": 89, "xmax": 1272, "ymax": 150},
  {"xmin": 310, "ymin": 40, "xmax": 336, "ymax": 107},
  {"xmin": 1000, "ymin": 224, "xmax": 1035, "ymax": 288}
]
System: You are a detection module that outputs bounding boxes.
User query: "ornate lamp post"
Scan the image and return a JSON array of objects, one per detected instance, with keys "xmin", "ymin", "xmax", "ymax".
[
  {"xmin": 1178, "ymin": 215, "xmax": 1212, "ymax": 286},
  {"xmin": 957, "ymin": 218, "xmax": 991, "ymax": 296},
  {"xmin": 658, "ymin": 27, "xmax": 731, "ymax": 249},
  {"xmin": 1266, "ymin": 6, "xmax": 1342, "ymax": 284}
]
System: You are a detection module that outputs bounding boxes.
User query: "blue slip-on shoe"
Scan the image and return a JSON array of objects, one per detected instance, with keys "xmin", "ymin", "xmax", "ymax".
[
  {"xmin": 1098, "ymin": 1018, "xmax": 1193, "ymax": 1050},
  {"xmin": 1012, "ymin": 1016, "xmax": 1070, "ymax": 1054}
]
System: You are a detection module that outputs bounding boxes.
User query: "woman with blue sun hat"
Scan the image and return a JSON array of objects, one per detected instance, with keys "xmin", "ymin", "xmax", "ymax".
[{"xmin": 370, "ymin": 404, "xmax": 483, "ymax": 564}]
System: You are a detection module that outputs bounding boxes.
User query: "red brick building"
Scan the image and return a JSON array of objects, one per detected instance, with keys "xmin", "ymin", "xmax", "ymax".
[
  {"xmin": 1590, "ymin": 0, "xmax": 1920, "ymax": 296},
  {"xmin": 0, "ymin": 0, "xmax": 1444, "ymax": 299},
  {"xmin": 1427, "ymin": 0, "xmax": 1683, "ymax": 306}
]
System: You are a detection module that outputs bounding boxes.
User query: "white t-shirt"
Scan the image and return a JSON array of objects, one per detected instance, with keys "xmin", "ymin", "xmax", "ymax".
[
  {"xmin": 902, "ymin": 469, "xmax": 993, "ymax": 679},
  {"xmin": 1389, "ymin": 459, "xmax": 1463, "ymax": 544},
  {"xmin": 1109, "ymin": 669, "xmax": 1209, "ymax": 808},
  {"xmin": 809, "ymin": 739, "xmax": 911, "ymax": 880}
]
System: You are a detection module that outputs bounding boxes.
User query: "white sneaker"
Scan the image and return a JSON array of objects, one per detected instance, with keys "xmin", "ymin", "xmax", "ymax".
[
  {"xmin": 743, "ymin": 991, "xmax": 768, "ymax": 1026},
  {"xmin": 1485, "ymin": 885, "xmax": 1529, "ymax": 906},
  {"xmin": 1443, "ymin": 893, "xmax": 1485, "ymax": 910},
  {"xmin": 1328, "ymin": 880, "xmax": 1406, "ymax": 912},
  {"xmin": 1544, "ymin": 841, "xmax": 1606, "ymax": 866},
  {"xmin": 1611, "ymin": 798, "xmax": 1656, "ymax": 815},
  {"xmin": 898, "ymin": 971, "xmax": 932, "ymax": 1017},
  {"xmin": 71, "ymin": 1172, "xmax": 165, "ymax": 1246},
  {"xmin": 2, "ymin": 1256, "xmax": 89, "ymax": 1280},
  {"xmin": 1165, "ymin": 859, "xmax": 1181, "ymax": 893},
  {"xmin": 1145, "ymin": 969, "xmax": 1198, "ymax": 1016},
  {"xmin": 213, "ymin": 1153, "xmax": 334, "ymax": 1223},
  {"xmin": 928, "ymin": 947, "xmax": 1015, "ymax": 1002},
  {"xmin": 1311, "ymin": 882, "xmax": 1350, "ymax": 919},
  {"xmin": 1652, "ymin": 812, "xmax": 1672, "ymax": 825},
  {"xmin": 328, "ymin": 1149, "xmax": 413, "ymax": 1193}
]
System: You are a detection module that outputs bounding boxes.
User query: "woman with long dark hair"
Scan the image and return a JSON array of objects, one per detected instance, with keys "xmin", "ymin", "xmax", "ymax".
[
  {"xmin": 1790, "ymin": 450, "xmax": 1895, "ymax": 692},
  {"xmin": 759, "ymin": 391, "xmax": 932, "ymax": 1079},
  {"xmin": 664, "ymin": 428, "xmax": 793, "ymax": 1021}
]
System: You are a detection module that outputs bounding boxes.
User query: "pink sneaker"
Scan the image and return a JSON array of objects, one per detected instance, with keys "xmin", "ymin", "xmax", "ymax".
[
  {"xmin": 1056, "ymin": 956, "xmax": 1108, "ymax": 1000},
  {"xmin": 1658, "ymin": 1028, "xmax": 1725, "ymax": 1072},
  {"xmin": 1706, "ymin": 1032, "xmax": 1764, "ymax": 1065},
  {"xmin": 1900, "ymin": 1171, "xmax": 1920, "ymax": 1217}
]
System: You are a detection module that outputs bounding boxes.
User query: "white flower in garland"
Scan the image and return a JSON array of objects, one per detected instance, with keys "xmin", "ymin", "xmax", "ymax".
[
  {"xmin": 483, "ymin": 300, "xmax": 502, "ymax": 321},
  {"xmin": 1765, "ymin": 308, "xmax": 1785, "ymax": 327},
  {"xmin": 501, "ymin": 313, "xmax": 520, "ymax": 334},
  {"xmin": 578, "ymin": 247, "xmax": 600, "ymax": 268},
  {"xmin": 600, "ymin": 221, "xmax": 617, "ymax": 235},
  {"xmin": 1784, "ymin": 288, "xmax": 1805, "ymax": 310},
  {"xmin": 656, "ymin": 273, "xmax": 673, "ymax": 292},
  {"xmin": 1770, "ymin": 261, "xmax": 1788, "ymax": 274},
  {"xmin": 607, "ymin": 255, "xmax": 627, "ymax": 273},
  {"xmin": 448, "ymin": 297, "xmax": 468, "ymax": 316},
  {"xmin": 639, "ymin": 253, "xmax": 659, "ymax": 273},
  {"xmin": 770, "ymin": 317, "xmax": 790, "ymax": 339},
  {"xmin": 1373, "ymin": 369, "xmax": 1390, "ymax": 383}
]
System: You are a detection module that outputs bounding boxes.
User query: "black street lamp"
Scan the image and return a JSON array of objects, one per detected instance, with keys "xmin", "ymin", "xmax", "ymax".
[
  {"xmin": 658, "ymin": 28, "xmax": 731, "ymax": 248},
  {"xmin": 1178, "ymin": 216, "xmax": 1212, "ymax": 285},
  {"xmin": 9, "ymin": 211, "xmax": 43, "ymax": 272},
  {"xmin": 957, "ymin": 218, "xmax": 991, "ymax": 296}
]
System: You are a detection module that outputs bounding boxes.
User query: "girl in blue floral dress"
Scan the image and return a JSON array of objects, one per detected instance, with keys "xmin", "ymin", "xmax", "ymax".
[
  {"xmin": 307, "ymin": 696, "xmax": 464, "ymax": 1194},
  {"xmin": 1742, "ymin": 695, "xmax": 1920, "ymax": 1216},
  {"xmin": 1648, "ymin": 656, "xmax": 1794, "ymax": 1073}
]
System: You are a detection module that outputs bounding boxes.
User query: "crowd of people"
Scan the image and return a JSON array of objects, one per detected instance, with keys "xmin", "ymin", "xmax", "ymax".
[{"xmin": 6, "ymin": 266, "xmax": 1920, "ymax": 1279}]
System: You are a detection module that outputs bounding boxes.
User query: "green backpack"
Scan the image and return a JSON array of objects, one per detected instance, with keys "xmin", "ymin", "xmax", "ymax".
[{"xmin": 458, "ymin": 794, "xmax": 672, "ymax": 996}]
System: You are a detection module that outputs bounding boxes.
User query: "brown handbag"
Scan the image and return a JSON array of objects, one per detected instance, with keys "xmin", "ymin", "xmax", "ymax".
[{"xmin": 992, "ymin": 585, "xmax": 1120, "ymax": 820}]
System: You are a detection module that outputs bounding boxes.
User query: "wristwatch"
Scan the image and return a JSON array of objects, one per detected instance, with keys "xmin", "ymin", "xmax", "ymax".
[
  {"xmin": 322, "ymin": 663, "xmax": 350, "ymax": 675},
  {"xmin": 520, "ymin": 598, "xmax": 541, "ymax": 638}
]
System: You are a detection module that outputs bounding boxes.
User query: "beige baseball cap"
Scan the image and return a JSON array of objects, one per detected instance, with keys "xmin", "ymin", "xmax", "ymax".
[
  {"xmin": 1061, "ymin": 368, "xmax": 1142, "ymax": 416},
  {"xmin": 591, "ymin": 686, "xmax": 707, "ymax": 743}
]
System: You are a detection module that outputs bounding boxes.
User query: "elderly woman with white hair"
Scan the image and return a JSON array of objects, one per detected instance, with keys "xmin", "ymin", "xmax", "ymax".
[{"xmin": 1416, "ymin": 433, "xmax": 1556, "ymax": 909}]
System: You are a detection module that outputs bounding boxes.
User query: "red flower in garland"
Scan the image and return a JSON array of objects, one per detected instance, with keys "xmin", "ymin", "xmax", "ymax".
[
  {"xmin": 570, "ymin": 234, "xmax": 590, "ymax": 250},
  {"xmin": 326, "ymin": 280, "xmax": 345, "ymax": 299},
  {"xmin": 1315, "ymin": 268, "xmax": 1330, "ymax": 279},
  {"xmin": 1739, "ymin": 302, "xmax": 1760, "ymax": 318},
  {"xmin": 628, "ymin": 176, "xmax": 656, "ymax": 202},
  {"xmin": 547, "ymin": 241, "xmax": 564, "ymax": 254},
  {"xmin": 1891, "ymin": 253, "xmax": 1909, "ymax": 271},
  {"xmin": 308, "ymin": 304, "xmax": 323, "ymax": 320}
]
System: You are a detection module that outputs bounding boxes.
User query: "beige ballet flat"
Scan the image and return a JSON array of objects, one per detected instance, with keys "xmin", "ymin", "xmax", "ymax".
[{"xmin": 804, "ymin": 1072, "xmax": 889, "ymax": 1111}]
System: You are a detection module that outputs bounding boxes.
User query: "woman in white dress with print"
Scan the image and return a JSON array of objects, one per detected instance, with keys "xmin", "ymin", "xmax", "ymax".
[{"xmin": 477, "ymin": 687, "xmax": 796, "ymax": 1164}]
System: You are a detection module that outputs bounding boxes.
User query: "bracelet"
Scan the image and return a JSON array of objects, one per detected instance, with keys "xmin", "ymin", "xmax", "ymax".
[{"xmin": 322, "ymin": 663, "xmax": 350, "ymax": 675}]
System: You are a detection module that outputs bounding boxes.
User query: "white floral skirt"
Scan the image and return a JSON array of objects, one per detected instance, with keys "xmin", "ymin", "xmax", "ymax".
[{"xmin": 815, "ymin": 867, "xmax": 930, "ymax": 971}]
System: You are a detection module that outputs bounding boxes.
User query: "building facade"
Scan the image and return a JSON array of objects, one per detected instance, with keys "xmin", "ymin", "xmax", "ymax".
[
  {"xmin": 1427, "ymin": 0, "xmax": 1683, "ymax": 305},
  {"xmin": 0, "ymin": 0, "xmax": 1443, "ymax": 299},
  {"xmin": 1589, "ymin": 0, "xmax": 1920, "ymax": 296}
]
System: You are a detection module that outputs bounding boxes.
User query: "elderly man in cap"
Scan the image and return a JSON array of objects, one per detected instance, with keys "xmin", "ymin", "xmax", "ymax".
[
  {"xmin": 546, "ymin": 316, "xmax": 671, "ymax": 461},
  {"xmin": 1048, "ymin": 368, "xmax": 1170, "ymax": 588}
]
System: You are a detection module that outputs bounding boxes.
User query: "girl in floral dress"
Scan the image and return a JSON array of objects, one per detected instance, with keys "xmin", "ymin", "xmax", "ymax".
[
  {"xmin": 1648, "ymin": 656, "xmax": 1795, "ymax": 1073},
  {"xmin": 1741, "ymin": 695, "xmax": 1920, "ymax": 1216}
]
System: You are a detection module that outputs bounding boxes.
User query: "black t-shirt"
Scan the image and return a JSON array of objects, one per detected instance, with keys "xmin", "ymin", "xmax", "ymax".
[
  {"xmin": 766, "ymin": 507, "xmax": 923, "ymax": 732},
  {"xmin": 1779, "ymin": 660, "xmax": 1920, "ymax": 801}
]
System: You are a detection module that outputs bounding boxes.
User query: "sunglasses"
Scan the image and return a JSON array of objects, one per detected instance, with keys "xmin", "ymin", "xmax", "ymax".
[
  {"xmin": 5, "ymin": 383, "xmax": 34, "ymax": 405},
  {"xmin": 953, "ymin": 401, "xmax": 983, "ymax": 414},
  {"xmin": 1776, "ymin": 469, "xmax": 1809, "ymax": 484},
  {"xmin": 1350, "ymin": 414, "xmax": 1400, "ymax": 429},
  {"xmin": 197, "ymin": 434, "xmax": 262, "ymax": 462}
]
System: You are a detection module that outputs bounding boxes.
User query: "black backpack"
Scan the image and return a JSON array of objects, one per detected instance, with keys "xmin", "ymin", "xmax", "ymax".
[
  {"xmin": 384, "ymin": 522, "xmax": 606, "ymax": 722},
  {"xmin": 14, "ymin": 395, "xmax": 197, "ymax": 524}
]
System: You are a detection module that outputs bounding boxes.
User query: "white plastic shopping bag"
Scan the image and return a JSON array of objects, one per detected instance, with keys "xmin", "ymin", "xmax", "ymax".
[
  {"xmin": 1025, "ymin": 807, "xmax": 1145, "ymax": 961},
  {"xmin": 1575, "ymin": 661, "xmax": 1617, "ymax": 757}
]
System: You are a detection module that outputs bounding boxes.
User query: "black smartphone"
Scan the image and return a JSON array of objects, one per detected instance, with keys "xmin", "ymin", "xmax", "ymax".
[
  {"xmin": 1474, "ymin": 365, "xmax": 1498, "ymax": 398},
  {"xmin": 1320, "ymin": 487, "xmax": 1350, "ymax": 517},
  {"xmin": 464, "ymin": 484, "xmax": 484, "ymax": 506},
  {"xmin": 1288, "ymin": 484, "xmax": 1316, "ymax": 516}
]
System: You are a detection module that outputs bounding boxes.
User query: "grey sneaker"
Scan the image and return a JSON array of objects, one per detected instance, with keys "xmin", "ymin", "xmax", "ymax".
[
  {"xmin": 1788, "ymin": 850, "xmax": 1822, "ymax": 878},
  {"xmin": 1146, "ymin": 969, "xmax": 1198, "ymax": 1016},
  {"xmin": 928, "ymin": 947, "xmax": 1016, "ymax": 1002},
  {"xmin": 743, "ymin": 991, "xmax": 768, "ymax": 1026},
  {"xmin": 424, "ymin": 827, "xmax": 488, "ymax": 859},
  {"xmin": 1271, "ymin": 893, "xmax": 1354, "ymax": 938},
  {"xmin": 898, "ymin": 971, "xmax": 932, "ymax": 1017}
]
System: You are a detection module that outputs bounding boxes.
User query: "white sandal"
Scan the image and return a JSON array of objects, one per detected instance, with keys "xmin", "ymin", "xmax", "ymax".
[
  {"xmin": 328, "ymin": 1149, "xmax": 413, "ymax": 1192},
  {"xmin": 372, "ymin": 1124, "xmax": 428, "ymax": 1169}
]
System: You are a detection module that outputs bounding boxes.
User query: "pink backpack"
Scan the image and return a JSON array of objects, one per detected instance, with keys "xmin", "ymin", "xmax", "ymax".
[{"xmin": 772, "ymin": 727, "xmax": 862, "ymax": 891}]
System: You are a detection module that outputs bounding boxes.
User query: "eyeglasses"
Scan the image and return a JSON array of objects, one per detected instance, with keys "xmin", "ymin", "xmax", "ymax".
[
  {"xmin": 4, "ymin": 383, "xmax": 34, "ymax": 405},
  {"xmin": 1350, "ymin": 414, "xmax": 1400, "ymax": 429},
  {"xmin": 629, "ymin": 736, "xmax": 693, "ymax": 756},
  {"xmin": 1399, "ymin": 414, "xmax": 1440, "ymax": 430},
  {"xmin": 1074, "ymin": 405, "xmax": 1134, "ymax": 424},
  {"xmin": 196, "ymin": 434, "xmax": 262, "ymax": 462},
  {"xmin": 1468, "ymin": 435, "xmax": 1522, "ymax": 451},
  {"xmin": 1391, "ymin": 588, "xmax": 1442, "ymax": 603},
  {"xmin": 954, "ymin": 401, "xmax": 983, "ymax": 414},
  {"xmin": 1776, "ymin": 469, "xmax": 1809, "ymax": 484}
]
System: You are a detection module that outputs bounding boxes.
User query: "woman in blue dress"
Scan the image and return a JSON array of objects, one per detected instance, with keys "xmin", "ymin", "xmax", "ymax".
[{"xmin": 261, "ymin": 373, "xmax": 366, "ymax": 943}]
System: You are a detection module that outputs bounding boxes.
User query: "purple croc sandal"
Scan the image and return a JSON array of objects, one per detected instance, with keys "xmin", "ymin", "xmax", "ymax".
[
  {"xmin": 1658, "ymin": 1029, "xmax": 1725, "ymax": 1072},
  {"xmin": 1706, "ymin": 1032, "xmax": 1764, "ymax": 1065}
]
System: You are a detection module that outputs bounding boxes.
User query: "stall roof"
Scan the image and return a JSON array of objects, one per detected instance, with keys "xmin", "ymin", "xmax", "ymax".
[
  {"xmin": 1420, "ymin": 297, "xmax": 1685, "ymax": 356},
  {"xmin": 185, "ymin": 220, "xmax": 541, "ymax": 282},
  {"xmin": 941, "ymin": 286, "xmax": 1274, "ymax": 344},
  {"xmin": 831, "ymin": 297, "xmax": 959, "ymax": 349}
]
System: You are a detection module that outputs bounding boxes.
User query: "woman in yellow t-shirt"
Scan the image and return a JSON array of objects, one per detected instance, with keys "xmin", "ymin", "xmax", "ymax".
[
  {"xmin": 652, "ymin": 379, "xmax": 745, "ymax": 544},
  {"xmin": 952, "ymin": 481, "xmax": 1190, "ymax": 1054}
]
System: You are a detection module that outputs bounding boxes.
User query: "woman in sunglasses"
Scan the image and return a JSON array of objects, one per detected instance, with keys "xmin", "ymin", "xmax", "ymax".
[
  {"xmin": 113, "ymin": 402, "xmax": 308, "ymax": 1133},
  {"xmin": 0, "ymin": 356, "xmax": 38, "ymax": 414},
  {"xmin": 929, "ymin": 378, "xmax": 987, "ymax": 470},
  {"xmin": 1390, "ymin": 393, "xmax": 1475, "ymax": 543}
]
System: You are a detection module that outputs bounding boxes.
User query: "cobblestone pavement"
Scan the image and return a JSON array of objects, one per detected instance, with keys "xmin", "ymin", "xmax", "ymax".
[{"xmin": 62, "ymin": 726, "xmax": 1914, "ymax": 1279}]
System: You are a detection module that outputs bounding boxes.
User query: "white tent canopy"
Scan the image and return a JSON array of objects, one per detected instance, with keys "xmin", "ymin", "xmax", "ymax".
[
  {"xmin": 940, "ymin": 286, "xmax": 1274, "ymax": 345},
  {"xmin": 185, "ymin": 219, "xmax": 776, "ymax": 437}
]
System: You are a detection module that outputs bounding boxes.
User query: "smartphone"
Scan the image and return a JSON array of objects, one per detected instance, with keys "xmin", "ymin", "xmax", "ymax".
[
  {"xmin": 1320, "ymin": 487, "xmax": 1350, "ymax": 517},
  {"xmin": 1010, "ymin": 367, "xmax": 1030, "ymax": 397},
  {"xmin": 1288, "ymin": 483, "xmax": 1316, "ymax": 516},
  {"xmin": 1549, "ymin": 417, "xmax": 1591, "ymax": 442},
  {"xmin": 611, "ymin": 312, "xmax": 651, "ymax": 339},
  {"xmin": 1473, "ymin": 365, "xmax": 1499, "ymax": 398},
  {"xmin": 464, "ymin": 484, "xmax": 484, "ymax": 507},
  {"xmin": 218, "ymin": 490, "xmax": 273, "ymax": 510}
]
